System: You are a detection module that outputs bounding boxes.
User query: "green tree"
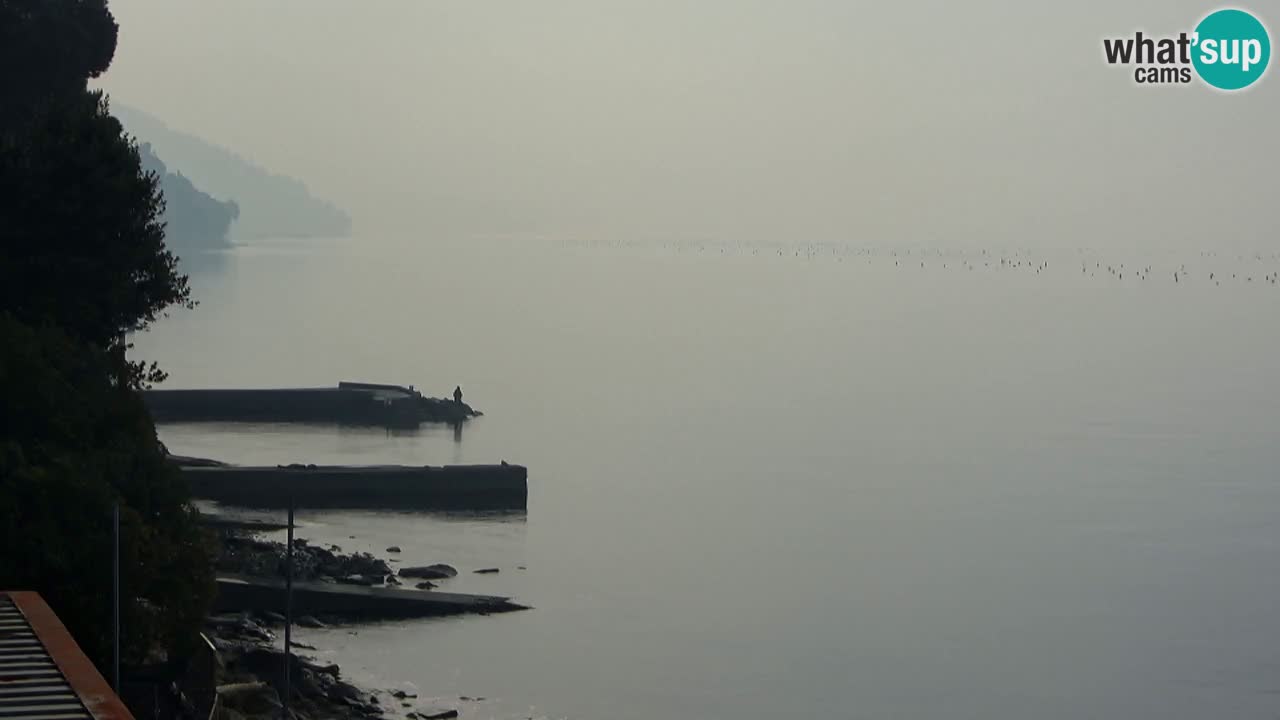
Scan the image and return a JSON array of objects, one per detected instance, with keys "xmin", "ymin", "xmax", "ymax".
[
  {"xmin": 0, "ymin": 316, "xmax": 214, "ymax": 664},
  {"xmin": 0, "ymin": 91, "xmax": 192, "ymax": 355},
  {"xmin": 0, "ymin": 0, "xmax": 117, "ymax": 127},
  {"xmin": 0, "ymin": 0, "xmax": 214, "ymax": 669}
]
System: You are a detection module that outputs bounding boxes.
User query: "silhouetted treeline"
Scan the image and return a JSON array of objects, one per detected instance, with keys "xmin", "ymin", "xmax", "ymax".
[
  {"xmin": 139, "ymin": 141, "xmax": 239, "ymax": 250},
  {"xmin": 116, "ymin": 104, "xmax": 353, "ymax": 240}
]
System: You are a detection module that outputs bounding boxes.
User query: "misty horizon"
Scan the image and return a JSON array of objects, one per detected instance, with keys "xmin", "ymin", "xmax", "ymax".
[{"xmin": 96, "ymin": 0, "xmax": 1278, "ymax": 250}]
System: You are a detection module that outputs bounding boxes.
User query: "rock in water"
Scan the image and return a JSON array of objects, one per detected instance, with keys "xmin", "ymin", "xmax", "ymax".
[
  {"xmin": 473, "ymin": 568, "xmax": 499, "ymax": 574},
  {"xmin": 336, "ymin": 574, "xmax": 377, "ymax": 586},
  {"xmin": 386, "ymin": 546, "xmax": 402, "ymax": 553},
  {"xmin": 398, "ymin": 564, "xmax": 458, "ymax": 579},
  {"xmin": 415, "ymin": 581, "xmax": 437, "ymax": 590},
  {"xmin": 206, "ymin": 615, "xmax": 275, "ymax": 643}
]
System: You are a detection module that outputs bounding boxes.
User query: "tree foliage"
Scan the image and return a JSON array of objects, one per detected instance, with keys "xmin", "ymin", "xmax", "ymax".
[
  {"xmin": 0, "ymin": 316, "xmax": 214, "ymax": 664},
  {"xmin": 0, "ymin": 91, "xmax": 192, "ymax": 350},
  {"xmin": 139, "ymin": 142, "xmax": 241, "ymax": 251},
  {"xmin": 0, "ymin": 0, "xmax": 117, "ymax": 121},
  {"xmin": 0, "ymin": 0, "xmax": 214, "ymax": 670}
]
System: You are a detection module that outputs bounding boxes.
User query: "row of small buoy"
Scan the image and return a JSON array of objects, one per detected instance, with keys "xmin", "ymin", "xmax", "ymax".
[{"xmin": 556, "ymin": 238, "xmax": 1280, "ymax": 286}]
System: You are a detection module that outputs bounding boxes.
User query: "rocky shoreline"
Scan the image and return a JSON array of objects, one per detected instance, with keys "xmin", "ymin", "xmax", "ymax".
[
  {"xmin": 204, "ymin": 524, "xmax": 494, "ymax": 719},
  {"xmin": 218, "ymin": 534, "xmax": 400, "ymax": 587},
  {"xmin": 204, "ymin": 611, "xmax": 463, "ymax": 720}
]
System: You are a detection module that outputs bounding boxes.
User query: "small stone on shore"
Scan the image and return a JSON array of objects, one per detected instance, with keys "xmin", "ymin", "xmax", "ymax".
[{"xmin": 391, "ymin": 689, "xmax": 418, "ymax": 699}]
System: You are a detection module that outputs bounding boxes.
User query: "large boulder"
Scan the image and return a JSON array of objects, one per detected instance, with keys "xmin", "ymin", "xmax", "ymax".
[
  {"xmin": 322, "ymin": 551, "xmax": 392, "ymax": 579},
  {"xmin": 398, "ymin": 564, "xmax": 458, "ymax": 580},
  {"xmin": 217, "ymin": 682, "xmax": 282, "ymax": 717}
]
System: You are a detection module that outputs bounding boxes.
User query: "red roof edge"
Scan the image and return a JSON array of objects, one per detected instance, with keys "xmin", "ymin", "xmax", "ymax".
[{"xmin": 7, "ymin": 591, "xmax": 136, "ymax": 720}]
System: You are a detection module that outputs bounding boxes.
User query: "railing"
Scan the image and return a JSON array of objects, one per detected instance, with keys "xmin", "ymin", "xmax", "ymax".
[{"xmin": 178, "ymin": 632, "xmax": 220, "ymax": 720}]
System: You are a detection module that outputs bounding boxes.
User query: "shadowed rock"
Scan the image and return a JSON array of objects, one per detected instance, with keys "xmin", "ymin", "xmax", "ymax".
[{"xmin": 398, "ymin": 564, "xmax": 458, "ymax": 580}]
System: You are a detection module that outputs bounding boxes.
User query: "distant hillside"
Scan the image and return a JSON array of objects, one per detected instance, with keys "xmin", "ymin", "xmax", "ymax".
[
  {"xmin": 115, "ymin": 104, "xmax": 352, "ymax": 240},
  {"xmin": 138, "ymin": 142, "xmax": 238, "ymax": 251}
]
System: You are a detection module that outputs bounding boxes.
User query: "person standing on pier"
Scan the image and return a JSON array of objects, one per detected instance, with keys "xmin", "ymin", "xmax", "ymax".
[{"xmin": 454, "ymin": 385, "xmax": 463, "ymax": 405}]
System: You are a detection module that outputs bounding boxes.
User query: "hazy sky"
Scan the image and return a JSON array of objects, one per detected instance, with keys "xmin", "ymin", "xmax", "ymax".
[{"xmin": 98, "ymin": 1, "xmax": 1278, "ymax": 248}]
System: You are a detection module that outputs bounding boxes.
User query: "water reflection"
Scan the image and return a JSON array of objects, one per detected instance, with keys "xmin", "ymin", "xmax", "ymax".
[
  {"xmin": 158, "ymin": 420, "xmax": 462, "ymax": 441},
  {"xmin": 370, "ymin": 507, "xmax": 526, "ymax": 523}
]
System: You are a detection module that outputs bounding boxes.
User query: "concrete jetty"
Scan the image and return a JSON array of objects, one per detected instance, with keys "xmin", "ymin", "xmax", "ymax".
[
  {"xmin": 183, "ymin": 463, "xmax": 528, "ymax": 509},
  {"xmin": 214, "ymin": 574, "xmax": 528, "ymax": 619},
  {"xmin": 145, "ymin": 381, "xmax": 478, "ymax": 427}
]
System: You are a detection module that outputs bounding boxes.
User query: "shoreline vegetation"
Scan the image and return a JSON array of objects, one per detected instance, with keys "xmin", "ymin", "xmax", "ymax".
[
  {"xmin": 2, "ymin": 0, "xmax": 218, "ymax": 678},
  {"xmin": 111, "ymin": 103, "xmax": 353, "ymax": 242},
  {"xmin": 1, "ymin": 4, "xmax": 504, "ymax": 718},
  {"xmin": 138, "ymin": 140, "xmax": 239, "ymax": 251}
]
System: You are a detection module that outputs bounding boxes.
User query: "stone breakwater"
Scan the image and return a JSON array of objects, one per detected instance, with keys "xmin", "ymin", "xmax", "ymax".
[{"xmin": 145, "ymin": 383, "xmax": 481, "ymax": 427}]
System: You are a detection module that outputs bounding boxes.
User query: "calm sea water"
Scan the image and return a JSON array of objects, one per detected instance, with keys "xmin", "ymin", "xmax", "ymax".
[{"xmin": 137, "ymin": 237, "xmax": 1280, "ymax": 720}]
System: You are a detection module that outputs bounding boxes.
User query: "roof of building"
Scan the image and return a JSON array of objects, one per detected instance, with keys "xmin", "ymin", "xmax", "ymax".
[{"xmin": 0, "ymin": 592, "xmax": 134, "ymax": 720}]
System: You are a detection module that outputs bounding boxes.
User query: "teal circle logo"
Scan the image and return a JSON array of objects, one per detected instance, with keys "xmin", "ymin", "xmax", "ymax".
[{"xmin": 1192, "ymin": 9, "xmax": 1271, "ymax": 90}]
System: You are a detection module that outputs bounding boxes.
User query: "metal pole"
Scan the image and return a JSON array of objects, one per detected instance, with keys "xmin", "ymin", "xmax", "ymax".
[
  {"xmin": 112, "ymin": 502, "xmax": 120, "ymax": 693},
  {"xmin": 282, "ymin": 497, "xmax": 294, "ymax": 719}
]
